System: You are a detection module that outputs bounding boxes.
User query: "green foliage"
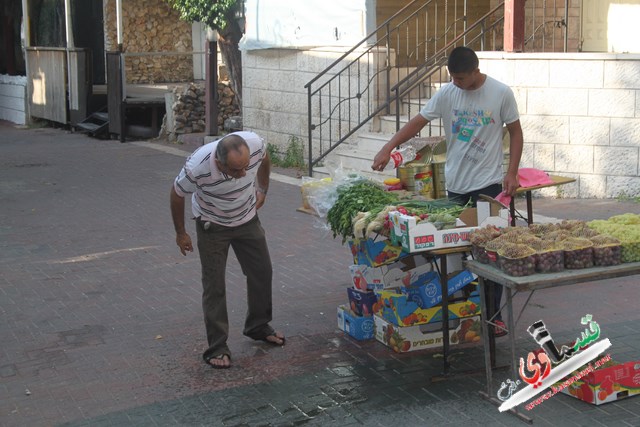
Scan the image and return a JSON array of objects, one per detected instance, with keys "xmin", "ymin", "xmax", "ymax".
[
  {"xmin": 266, "ymin": 143, "xmax": 281, "ymax": 165},
  {"xmin": 616, "ymin": 191, "xmax": 640, "ymax": 204},
  {"xmin": 164, "ymin": 0, "xmax": 240, "ymax": 31},
  {"xmin": 267, "ymin": 137, "xmax": 306, "ymax": 169},
  {"xmin": 281, "ymin": 135, "xmax": 306, "ymax": 169}
]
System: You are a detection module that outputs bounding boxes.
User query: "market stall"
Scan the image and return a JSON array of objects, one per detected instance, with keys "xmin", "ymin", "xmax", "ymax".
[
  {"xmin": 303, "ymin": 167, "xmax": 513, "ymax": 374},
  {"xmin": 302, "ymin": 148, "xmax": 640, "ymax": 414}
]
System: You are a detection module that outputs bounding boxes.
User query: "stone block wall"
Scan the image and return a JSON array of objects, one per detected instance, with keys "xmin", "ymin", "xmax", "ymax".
[
  {"xmin": 242, "ymin": 47, "xmax": 387, "ymax": 157},
  {"xmin": 480, "ymin": 52, "xmax": 640, "ymax": 198},
  {"xmin": 103, "ymin": 0, "xmax": 193, "ymax": 83}
]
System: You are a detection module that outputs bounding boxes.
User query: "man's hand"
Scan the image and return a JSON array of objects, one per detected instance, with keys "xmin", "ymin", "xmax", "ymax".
[
  {"xmin": 371, "ymin": 114, "xmax": 430, "ymax": 171},
  {"xmin": 503, "ymin": 171, "xmax": 520, "ymax": 196},
  {"xmin": 256, "ymin": 191, "xmax": 266, "ymax": 210},
  {"xmin": 372, "ymin": 147, "xmax": 392, "ymax": 171},
  {"xmin": 176, "ymin": 232, "xmax": 193, "ymax": 256}
]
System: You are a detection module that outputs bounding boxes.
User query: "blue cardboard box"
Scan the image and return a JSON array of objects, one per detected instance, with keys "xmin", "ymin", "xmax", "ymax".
[
  {"xmin": 346, "ymin": 287, "xmax": 378, "ymax": 317},
  {"xmin": 401, "ymin": 270, "xmax": 475, "ymax": 309},
  {"xmin": 347, "ymin": 238, "xmax": 408, "ymax": 267},
  {"xmin": 337, "ymin": 305, "xmax": 375, "ymax": 341}
]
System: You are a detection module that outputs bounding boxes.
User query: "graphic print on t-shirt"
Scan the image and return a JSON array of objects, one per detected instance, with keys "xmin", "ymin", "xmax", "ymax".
[
  {"xmin": 452, "ymin": 108, "xmax": 495, "ymax": 138},
  {"xmin": 451, "ymin": 108, "xmax": 495, "ymax": 163}
]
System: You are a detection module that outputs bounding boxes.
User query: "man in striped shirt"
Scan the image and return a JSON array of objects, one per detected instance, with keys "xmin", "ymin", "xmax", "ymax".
[{"xmin": 170, "ymin": 131, "xmax": 285, "ymax": 369}]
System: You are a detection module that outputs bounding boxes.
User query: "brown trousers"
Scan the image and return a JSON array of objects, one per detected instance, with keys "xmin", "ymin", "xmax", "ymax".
[{"xmin": 196, "ymin": 216, "xmax": 273, "ymax": 361}]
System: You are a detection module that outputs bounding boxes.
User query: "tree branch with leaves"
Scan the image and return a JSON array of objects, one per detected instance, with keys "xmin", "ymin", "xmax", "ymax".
[{"xmin": 165, "ymin": 0, "xmax": 244, "ymax": 106}]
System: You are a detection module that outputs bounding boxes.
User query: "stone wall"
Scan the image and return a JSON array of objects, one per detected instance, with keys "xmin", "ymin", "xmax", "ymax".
[
  {"xmin": 162, "ymin": 80, "xmax": 240, "ymax": 141},
  {"xmin": 103, "ymin": 0, "xmax": 193, "ymax": 83},
  {"xmin": 242, "ymin": 47, "xmax": 388, "ymax": 156},
  {"xmin": 479, "ymin": 52, "xmax": 640, "ymax": 199}
]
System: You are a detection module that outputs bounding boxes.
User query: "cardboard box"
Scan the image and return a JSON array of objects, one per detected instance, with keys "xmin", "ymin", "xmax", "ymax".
[
  {"xmin": 559, "ymin": 359, "xmax": 640, "ymax": 405},
  {"xmin": 337, "ymin": 305, "xmax": 375, "ymax": 341},
  {"xmin": 348, "ymin": 259, "xmax": 434, "ymax": 291},
  {"xmin": 401, "ymin": 269, "xmax": 475, "ymax": 309},
  {"xmin": 374, "ymin": 287, "xmax": 481, "ymax": 327},
  {"xmin": 346, "ymin": 287, "xmax": 378, "ymax": 316},
  {"xmin": 374, "ymin": 314, "xmax": 482, "ymax": 353},
  {"xmin": 389, "ymin": 203, "xmax": 508, "ymax": 253},
  {"xmin": 347, "ymin": 238, "xmax": 408, "ymax": 267}
]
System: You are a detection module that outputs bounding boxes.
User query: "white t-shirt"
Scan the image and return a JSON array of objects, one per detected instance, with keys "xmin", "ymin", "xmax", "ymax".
[
  {"xmin": 419, "ymin": 75, "xmax": 519, "ymax": 193},
  {"xmin": 173, "ymin": 131, "xmax": 266, "ymax": 226}
]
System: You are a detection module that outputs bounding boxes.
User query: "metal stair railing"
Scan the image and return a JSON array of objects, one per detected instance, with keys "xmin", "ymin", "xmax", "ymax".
[
  {"xmin": 390, "ymin": 2, "xmax": 506, "ymax": 131},
  {"xmin": 304, "ymin": 0, "xmax": 505, "ymax": 177}
]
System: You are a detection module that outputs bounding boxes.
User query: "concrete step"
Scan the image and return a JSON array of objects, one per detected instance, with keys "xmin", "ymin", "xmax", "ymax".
[
  {"xmin": 354, "ymin": 131, "xmax": 395, "ymax": 152},
  {"xmin": 379, "ymin": 115, "xmax": 445, "ymax": 136}
]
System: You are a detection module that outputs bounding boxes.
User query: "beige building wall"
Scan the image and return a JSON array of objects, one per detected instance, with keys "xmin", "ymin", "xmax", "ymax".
[
  {"xmin": 479, "ymin": 52, "xmax": 640, "ymax": 198},
  {"xmin": 582, "ymin": 0, "xmax": 640, "ymax": 53},
  {"xmin": 242, "ymin": 47, "xmax": 389, "ymax": 157}
]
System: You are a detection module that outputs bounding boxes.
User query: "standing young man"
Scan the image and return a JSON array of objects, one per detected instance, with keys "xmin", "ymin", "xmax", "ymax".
[
  {"xmin": 372, "ymin": 46, "xmax": 524, "ymax": 335},
  {"xmin": 170, "ymin": 131, "xmax": 285, "ymax": 369}
]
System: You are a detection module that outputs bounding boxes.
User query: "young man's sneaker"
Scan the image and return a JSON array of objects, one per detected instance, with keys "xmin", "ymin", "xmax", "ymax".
[{"xmin": 494, "ymin": 320, "xmax": 508, "ymax": 337}]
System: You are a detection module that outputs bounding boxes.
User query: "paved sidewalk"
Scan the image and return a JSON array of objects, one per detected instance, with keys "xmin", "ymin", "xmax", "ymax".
[{"xmin": 1, "ymin": 122, "xmax": 640, "ymax": 427}]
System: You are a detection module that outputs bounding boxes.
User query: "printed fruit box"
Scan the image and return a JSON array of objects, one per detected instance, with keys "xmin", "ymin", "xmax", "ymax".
[
  {"xmin": 346, "ymin": 287, "xmax": 378, "ymax": 317},
  {"xmin": 389, "ymin": 212, "xmax": 476, "ymax": 252},
  {"xmin": 347, "ymin": 238, "xmax": 408, "ymax": 267},
  {"xmin": 388, "ymin": 205, "xmax": 509, "ymax": 253},
  {"xmin": 559, "ymin": 359, "xmax": 640, "ymax": 405},
  {"xmin": 374, "ymin": 287, "xmax": 481, "ymax": 327},
  {"xmin": 401, "ymin": 269, "xmax": 475, "ymax": 309},
  {"xmin": 349, "ymin": 260, "xmax": 435, "ymax": 291},
  {"xmin": 374, "ymin": 314, "xmax": 481, "ymax": 353},
  {"xmin": 337, "ymin": 305, "xmax": 375, "ymax": 341}
]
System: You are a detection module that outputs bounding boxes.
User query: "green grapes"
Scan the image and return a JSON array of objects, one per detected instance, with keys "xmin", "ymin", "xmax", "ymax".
[{"xmin": 588, "ymin": 214, "xmax": 640, "ymax": 262}]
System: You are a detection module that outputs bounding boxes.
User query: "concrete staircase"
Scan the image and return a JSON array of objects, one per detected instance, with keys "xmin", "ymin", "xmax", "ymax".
[{"xmin": 313, "ymin": 66, "xmax": 449, "ymax": 182}]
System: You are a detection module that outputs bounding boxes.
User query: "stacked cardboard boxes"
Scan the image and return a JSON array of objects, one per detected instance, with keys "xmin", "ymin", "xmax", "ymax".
[
  {"xmin": 337, "ymin": 202, "xmax": 509, "ymax": 350},
  {"xmin": 338, "ymin": 238, "xmax": 481, "ymax": 352}
]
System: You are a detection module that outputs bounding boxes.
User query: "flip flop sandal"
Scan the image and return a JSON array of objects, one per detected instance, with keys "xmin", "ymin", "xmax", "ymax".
[
  {"xmin": 249, "ymin": 328, "xmax": 286, "ymax": 346},
  {"xmin": 205, "ymin": 353, "xmax": 231, "ymax": 369},
  {"xmin": 259, "ymin": 333, "xmax": 285, "ymax": 346}
]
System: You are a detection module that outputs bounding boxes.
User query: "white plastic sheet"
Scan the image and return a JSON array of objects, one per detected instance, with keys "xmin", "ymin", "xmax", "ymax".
[{"xmin": 239, "ymin": 0, "xmax": 367, "ymax": 50}]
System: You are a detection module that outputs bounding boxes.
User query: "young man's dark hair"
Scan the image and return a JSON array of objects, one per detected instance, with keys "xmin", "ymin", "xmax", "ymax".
[{"xmin": 447, "ymin": 46, "xmax": 480, "ymax": 73}]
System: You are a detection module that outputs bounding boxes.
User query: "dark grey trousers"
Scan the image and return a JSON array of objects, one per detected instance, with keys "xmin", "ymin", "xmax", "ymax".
[{"xmin": 196, "ymin": 216, "xmax": 273, "ymax": 361}]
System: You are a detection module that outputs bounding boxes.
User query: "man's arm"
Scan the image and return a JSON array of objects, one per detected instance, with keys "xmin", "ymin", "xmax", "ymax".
[
  {"xmin": 255, "ymin": 151, "xmax": 271, "ymax": 210},
  {"xmin": 504, "ymin": 120, "xmax": 524, "ymax": 196},
  {"xmin": 372, "ymin": 114, "xmax": 430, "ymax": 171},
  {"xmin": 170, "ymin": 185, "xmax": 193, "ymax": 255}
]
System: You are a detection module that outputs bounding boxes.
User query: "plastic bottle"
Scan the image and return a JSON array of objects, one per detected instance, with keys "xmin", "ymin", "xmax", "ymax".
[{"xmin": 383, "ymin": 144, "xmax": 416, "ymax": 170}]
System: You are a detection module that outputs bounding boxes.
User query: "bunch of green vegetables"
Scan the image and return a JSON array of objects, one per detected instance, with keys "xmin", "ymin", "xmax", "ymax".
[
  {"xmin": 326, "ymin": 181, "xmax": 400, "ymax": 243},
  {"xmin": 351, "ymin": 199, "xmax": 468, "ymax": 239}
]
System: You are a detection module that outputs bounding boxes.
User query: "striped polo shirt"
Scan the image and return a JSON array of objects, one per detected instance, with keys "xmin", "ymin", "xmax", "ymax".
[{"xmin": 173, "ymin": 131, "xmax": 266, "ymax": 227}]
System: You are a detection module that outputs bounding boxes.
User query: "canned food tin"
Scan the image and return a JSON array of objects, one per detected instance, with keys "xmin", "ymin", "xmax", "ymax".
[
  {"xmin": 432, "ymin": 162, "xmax": 447, "ymax": 199},
  {"xmin": 414, "ymin": 170, "xmax": 434, "ymax": 198}
]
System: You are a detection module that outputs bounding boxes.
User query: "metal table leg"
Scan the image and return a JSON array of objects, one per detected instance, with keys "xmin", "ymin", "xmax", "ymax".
[
  {"xmin": 478, "ymin": 277, "xmax": 494, "ymax": 396},
  {"xmin": 525, "ymin": 191, "xmax": 534, "ymax": 225},
  {"xmin": 440, "ymin": 254, "xmax": 450, "ymax": 374}
]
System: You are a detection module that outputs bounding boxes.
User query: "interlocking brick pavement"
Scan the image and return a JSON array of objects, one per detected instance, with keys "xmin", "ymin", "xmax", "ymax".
[{"xmin": 1, "ymin": 121, "xmax": 640, "ymax": 427}]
